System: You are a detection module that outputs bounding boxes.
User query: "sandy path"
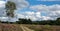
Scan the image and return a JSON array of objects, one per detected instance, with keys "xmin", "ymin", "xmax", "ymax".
[{"xmin": 20, "ymin": 25, "xmax": 34, "ymax": 31}]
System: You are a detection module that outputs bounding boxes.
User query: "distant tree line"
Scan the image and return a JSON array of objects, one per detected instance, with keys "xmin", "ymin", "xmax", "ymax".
[
  {"xmin": 0, "ymin": 17, "xmax": 60, "ymax": 25},
  {"xmin": 32, "ymin": 17, "xmax": 60, "ymax": 25},
  {"xmin": 16, "ymin": 18, "xmax": 32, "ymax": 24}
]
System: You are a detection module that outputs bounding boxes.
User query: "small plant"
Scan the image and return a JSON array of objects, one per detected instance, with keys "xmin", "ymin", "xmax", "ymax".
[
  {"xmin": 35, "ymin": 29, "xmax": 43, "ymax": 31},
  {"xmin": 43, "ymin": 25, "xmax": 50, "ymax": 29}
]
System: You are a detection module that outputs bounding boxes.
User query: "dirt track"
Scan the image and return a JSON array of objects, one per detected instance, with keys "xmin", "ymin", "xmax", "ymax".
[{"xmin": 20, "ymin": 25, "xmax": 34, "ymax": 31}]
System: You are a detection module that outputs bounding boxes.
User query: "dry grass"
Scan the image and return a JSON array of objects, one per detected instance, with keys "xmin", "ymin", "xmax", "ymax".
[
  {"xmin": 0, "ymin": 23, "xmax": 23, "ymax": 31},
  {"xmin": 0, "ymin": 23, "xmax": 60, "ymax": 31},
  {"xmin": 23, "ymin": 24, "xmax": 60, "ymax": 31}
]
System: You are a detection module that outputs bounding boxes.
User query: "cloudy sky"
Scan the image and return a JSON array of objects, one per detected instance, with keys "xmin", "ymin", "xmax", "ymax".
[{"xmin": 0, "ymin": 0, "xmax": 60, "ymax": 22}]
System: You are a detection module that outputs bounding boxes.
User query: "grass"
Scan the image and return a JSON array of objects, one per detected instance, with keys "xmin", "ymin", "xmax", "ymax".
[
  {"xmin": 0, "ymin": 23, "xmax": 60, "ymax": 31},
  {"xmin": 23, "ymin": 24, "xmax": 60, "ymax": 31},
  {"xmin": 0, "ymin": 23, "xmax": 23, "ymax": 31}
]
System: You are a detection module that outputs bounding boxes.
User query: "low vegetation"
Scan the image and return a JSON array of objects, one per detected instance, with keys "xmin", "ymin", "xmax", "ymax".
[
  {"xmin": 23, "ymin": 24, "xmax": 60, "ymax": 31},
  {"xmin": 0, "ymin": 17, "xmax": 60, "ymax": 25},
  {"xmin": 0, "ymin": 24, "xmax": 60, "ymax": 31}
]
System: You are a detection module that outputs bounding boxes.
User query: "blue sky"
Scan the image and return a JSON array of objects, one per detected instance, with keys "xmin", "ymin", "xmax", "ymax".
[
  {"xmin": 0, "ymin": 0, "xmax": 60, "ymax": 22},
  {"xmin": 26, "ymin": 0, "xmax": 60, "ymax": 6},
  {"xmin": 19, "ymin": 0, "xmax": 60, "ymax": 12}
]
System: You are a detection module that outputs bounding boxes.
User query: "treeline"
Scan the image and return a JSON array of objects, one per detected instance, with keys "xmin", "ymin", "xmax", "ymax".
[{"xmin": 0, "ymin": 17, "xmax": 60, "ymax": 25}]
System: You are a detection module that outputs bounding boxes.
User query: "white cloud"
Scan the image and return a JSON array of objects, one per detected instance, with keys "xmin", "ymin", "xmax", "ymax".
[
  {"xmin": 36, "ymin": 12, "xmax": 41, "ymax": 18},
  {"xmin": 0, "ymin": 17, "xmax": 8, "ymax": 21},
  {"xmin": 16, "ymin": 12, "xmax": 37, "ymax": 21},
  {"xmin": 41, "ymin": 16, "xmax": 53, "ymax": 20},
  {"xmin": 25, "ymin": 15, "xmax": 37, "ymax": 21},
  {"xmin": 16, "ymin": 10, "xmax": 59, "ymax": 21},
  {"xmin": 30, "ymin": 4, "xmax": 60, "ymax": 20},
  {"xmin": 0, "ymin": 1, "xmax": 6, "ymax": 17},
  {"xmin": 24, "ymin": 11, "xmax": 35, "ymax": 16},
  {"xmin": 0, "ymin": 1, "xmax": 5, "ymax": 8},
  {"xmin": 17, "ymin": 14, "xmax": 25, "ymax": 18}
]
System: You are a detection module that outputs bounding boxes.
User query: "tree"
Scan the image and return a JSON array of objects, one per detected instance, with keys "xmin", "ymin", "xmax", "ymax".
[
  {"xmin": 16, "ymin": 18, "xmax": 32, "ymax": 24},
  {"xmin": 56, "ymin": 17, "xmax": 60, "ymax": 21},
  {"xmin": 56, "ymin": 17, "xmax": 60, "ymax": 25},
  {"xmin": 27, "ymin": 19, "xmax": 32, "ymax": 24},
  {"xmin": 0, "ymin": 20, "xmax": 1, "ymax": 23},
  {"xmin": 5, "ymin": 1, "xmax": 16, "ymax": 21},
  {"xmin": 18, "ymin": 18, "xmax": 28, "ymax": 24}
]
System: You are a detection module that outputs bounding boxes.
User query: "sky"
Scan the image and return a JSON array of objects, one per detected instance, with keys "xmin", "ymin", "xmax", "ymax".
[{"xmin": 0, "ymin": 0, "xmax": 60, "ymax": 22}]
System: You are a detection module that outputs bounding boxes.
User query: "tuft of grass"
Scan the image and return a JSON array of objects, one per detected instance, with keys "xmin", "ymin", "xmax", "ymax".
[{"xmin": 43, "ymin": 25, "xmax": 51, "ymax": 29}]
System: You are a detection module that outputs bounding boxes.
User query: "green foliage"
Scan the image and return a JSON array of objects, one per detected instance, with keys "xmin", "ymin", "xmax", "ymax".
[
  {"xmin": 9, "ymin": 17, "xmax": 60, "ymax": 25},
  {"xmin": 55, "ymin": 17, "xmax": 60, "ymax": 25},
  {"xmin": 5, "ymin": 1, "xmax": 16, "ymax": 10},
  {"xmin": 56, "ymin": 17, "xmax": 60, "ymax": 21},
  {"xmin": 16, "ymin": 18, "xmax": 32, "ymax": 24},
  {"xmin": 0, "ymin": 20, "xmax": 1, "ymax": 23},
  {"xmin": 6, "ymin": 21, "xmax": 10, "ymax": 24},
  {"xmin": 32, "ymin": 17, "xmax": 60, "ymax": 25},
  {"xmin": 5, "ymin": 1, "xmax": 16, "ymax": 17}
]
